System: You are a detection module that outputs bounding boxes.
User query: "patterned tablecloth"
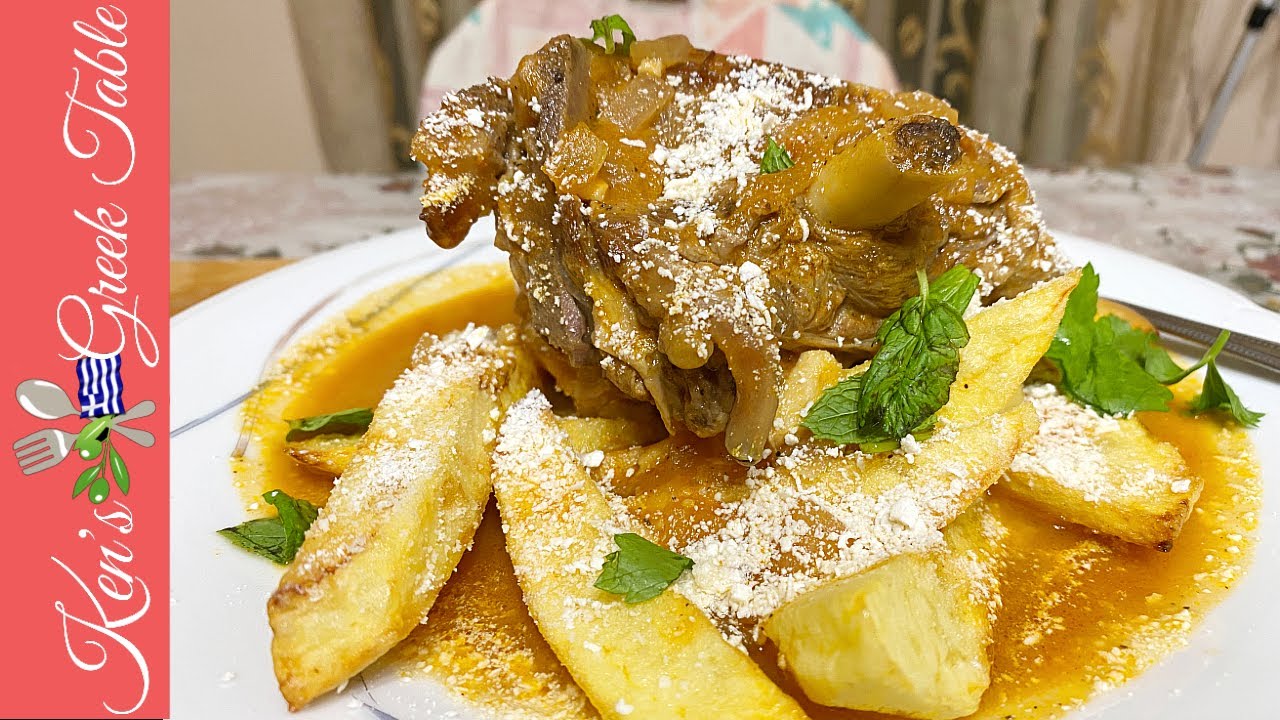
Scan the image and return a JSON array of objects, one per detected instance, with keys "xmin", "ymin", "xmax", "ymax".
[{"xmin": 170, "ymin": 166, "xmax": 1280, "ymax": 312}]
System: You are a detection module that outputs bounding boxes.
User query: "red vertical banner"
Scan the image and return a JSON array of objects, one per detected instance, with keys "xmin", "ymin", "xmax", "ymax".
[{"xmin": 1, "ymin": 4, "xmax": 169, "ymax": 718}]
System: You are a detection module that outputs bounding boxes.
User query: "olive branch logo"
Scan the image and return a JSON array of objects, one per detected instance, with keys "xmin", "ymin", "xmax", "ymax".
[
  {"xmin": 12, "ymin": 354, "xmax": 153, "ymax": 502},
  {"xmin": 70, "ymin": 415, "xmax": 131, "ymax": 504}
]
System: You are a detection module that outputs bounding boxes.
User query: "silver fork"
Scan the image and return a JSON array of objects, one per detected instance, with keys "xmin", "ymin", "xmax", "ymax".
[{"xmin": 13, "ymin": 428, "xmax": 76, "ymax": 475}]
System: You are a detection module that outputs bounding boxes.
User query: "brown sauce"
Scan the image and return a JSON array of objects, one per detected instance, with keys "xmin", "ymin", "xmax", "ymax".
[{"xmin": 236, "ymin": 269, "xmax": 1260, "ymax": 719}]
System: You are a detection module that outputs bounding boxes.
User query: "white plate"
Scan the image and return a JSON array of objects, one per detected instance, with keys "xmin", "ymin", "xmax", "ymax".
[{"xmin": 171, "ymin": 221, "xmax": 1280, "ymax": 720}]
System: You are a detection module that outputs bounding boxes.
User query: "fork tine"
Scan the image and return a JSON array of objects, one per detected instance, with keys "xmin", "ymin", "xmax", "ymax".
[
  {"xmin": 15, "ymin": 443, "xmax": 52, "ymax": 461},
  {"xmin": 18, "ymin": 449, "xmax": 53, "ymax": 467},
  {"xmin": 12, "ymin": 432, "xmax": 46, "ymax": 451},
  {"xmin": 18, "ymin": 450, "xmax": 53, "ymax": 466},
  {"xmin": 22, "ymin": 456, "xmax": 59, "ymax": 475}
]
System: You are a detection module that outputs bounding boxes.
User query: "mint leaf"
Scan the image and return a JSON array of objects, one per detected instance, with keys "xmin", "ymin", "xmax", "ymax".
[
  {"xmin": 218, "ymin": 489, "xmax": 319, "ymax": 564},
  {"xmin": 263, "ymin": 489, "xmax": 318, "ymax": 553},
  {"xmin": 594, "ymin": 533, "xmax": 693, "ymax": 603},
  {"xmin": 285, "ymin": 408, "xmax": 372, "ymax": 442},
  {"xmin": 929, "ymin": 265, "xmax": 981, "ymax": 315},
  {"xmin": 760, "ymin": 136, "xmax": 795, "ymax": 174},
  {"xmin": 802, "ymin": 374, "xmax": 868, "ymax": 446},
  {"xmin": 587, "ymin": 14, "xmax": 636, "ymax": 54},
  {"xmin": 859, "ymin": 296, "xmax": 967, "ymax": 438},
  {"xmin": 1189, "ymin": 361, "xmax": 1264, "ymax": 427},
  {"xmin": 804, "ymin": 268, "xmax": 974, "ymax": 447}
]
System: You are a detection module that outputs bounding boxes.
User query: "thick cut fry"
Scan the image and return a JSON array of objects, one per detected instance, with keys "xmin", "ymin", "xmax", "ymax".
[
  {"xmin": 770, "ymin": 350, "xmax": 845, "ymax": 448},
  {"xmin": 941, "ymin": 272, "xmax": 1080, "ymax": 426},
  {"xmin": 655, "ymin": 274, "xmax": 1070, "ymax": 626},
  {"xmin": 559, "ymin": 415, "xmax": 667, "ymax": 454},
  {"xmin": 1002, "ymin": 383, "xmax": 1201, "ymax": 550},
  {"xmin": 766, "ymin": 503, "xmax": 1006, "ymax": 720},
  {"xmin": 284, "ymin": 434, "xmax": 363, "ymax": 476},
  {"xmin": 287, "ymin": 415, "xmax": 663, "ymax": 478},
  {"xmin": 268, "ymin": 326, "xmax": 536, "ymax": 709},
  {"xmin": 492, "ymin": 392, "xmax": 810, "ymax": 720}
]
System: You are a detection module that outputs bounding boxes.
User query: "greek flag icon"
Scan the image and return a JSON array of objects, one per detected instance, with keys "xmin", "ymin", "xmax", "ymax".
[{"xmin": 77, "ymin": 354, "xmax": 124, "ymax": 418}]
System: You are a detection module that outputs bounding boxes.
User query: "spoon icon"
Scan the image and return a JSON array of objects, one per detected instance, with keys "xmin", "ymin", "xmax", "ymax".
[
  {"xmin": 15, "ymin": 380, "xmax": 156, "ymax": 447},
  {"xmin": 16, "ymin": 379, "xmax": 78, "ymax": 419}
]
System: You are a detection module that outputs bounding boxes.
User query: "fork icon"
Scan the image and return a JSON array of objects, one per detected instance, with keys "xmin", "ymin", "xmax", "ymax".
[
  {"xmin": 12, "ymin": 399, "xmax": 156, "ymax": 476},
  {"xmin": 13, "ymin": 428, "xmax": 77, "ymax": 475}
]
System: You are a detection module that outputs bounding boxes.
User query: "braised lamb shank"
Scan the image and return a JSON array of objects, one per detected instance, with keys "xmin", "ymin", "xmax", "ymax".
[{"xmin": 411, "ymin": 34, "xmax": 1061, "ymax": 462}]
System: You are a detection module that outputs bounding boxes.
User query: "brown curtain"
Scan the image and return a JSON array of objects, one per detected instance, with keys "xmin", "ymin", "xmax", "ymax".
[
  {"xmin": 286, "ymin": 0, "xmax": 1280, "ymax": 170},
  {"xmin": 846, "ymin": 0, "xmax": 1280, "ymax": 167}
]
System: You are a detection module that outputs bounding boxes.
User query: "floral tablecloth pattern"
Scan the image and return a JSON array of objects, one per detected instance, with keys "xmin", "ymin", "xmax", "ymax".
[{"xmin": 171, "ymin": 165, "xmax": 1280, "ymax": 311}]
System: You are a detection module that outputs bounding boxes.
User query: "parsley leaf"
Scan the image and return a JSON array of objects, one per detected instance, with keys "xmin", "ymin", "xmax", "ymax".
[
  {"xmin": 1101, "ymin": 315, "xmax": 1234, "ymax": 387},
  {"xmin": 285, "ymin": 407, "xmax": 373, "ymax": 442},
  {"xmin": 1043, "ymin": 264, "xmax": 1173, "ymax": 414},
  {"xmin": 1189, "ymin": 361, "xmax": 1264, "ymax": 427},
  {"xmin": 217, "ymin": 489, "xmax": 319, "ymax": 565},
  {"xmin": 593, "ymin": 533, "xmax": 693, "ymax": 603},
  {"xmin": 587, "ymin": 14, "xmax": 636, "ymax": 54},
  {"xmin": 1045, "ymin": 264, "xmax": 1261, "ymax": 425},
  {"xmin": 804, "ymin": 268, "xmax": 977, "ymax": 448},
  {"xmin": 760, "ymin": 136, "xmax": 795, "ymax": 174}
]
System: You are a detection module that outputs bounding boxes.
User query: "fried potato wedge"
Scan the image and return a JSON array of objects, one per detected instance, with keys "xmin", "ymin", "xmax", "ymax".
[
  {"xmin": 1002, "ymin": 383, "xmax": 1201, "ymax": 550},
  {"xmin": 766, "ymin": 503, "xmax": 1006, "ymax": 720},
  {"xmin": 268, "ymin": 326, "xmax": 536, "ymax": 709},
  {"xmin": 238, "ymin": 262, "xmax": 517, "ymax": 507},
  {"xmin": 663, "ymin": 275, "xmax": 1069, "ymax": 625},
  {"xmin": 771, "ymin": 349, "xmax": 846, "ymax": 448},
  {"xmin": 284, "ymin": 434, "xmax": 363, "ymax": 476},
  {"xmin": 941, "ymin": 271, "xmax": 1080, "ymax": 426},
  {"xmin": 559, "ymin": 415, "xmax": 667, "ymax": 454},
  {"xmin": 492, "ymin": 392, "xmax": 810, "ymax": 720},
  {"xmin": 741, "ymin": 401, "xmax": 1036, "ymax": 596}
]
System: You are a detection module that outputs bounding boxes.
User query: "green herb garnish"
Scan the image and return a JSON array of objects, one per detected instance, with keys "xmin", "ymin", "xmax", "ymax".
[
  {"xmin": 285, "ymin": 408, "xmax": 373, "ymax": 442},
  {"xmin": 1188, "ymin": 361, "xmax": 1264, "ymax": 427},
  {"xmin": 1043, "ymin": 267, "xmax": 1173, "ymax": 415},
  {"xmin": 1044, "ymin": 264, "xmax": 1260, "ymax": 425},
  {"xmin": 218, "ymin": 489, "xmax": 319, "ymax": 565},
  {"xmin": 804, "ymin": 266, "xmax": 977, "ymax": 449},
  {"xmin": 586, "ymin": 14, "xmax": 636, "ymax": 54},
  {"xmin": 594, "ymin": 533, "xmax": 694, "ymax": 603},
  {"xmin": 760, "ymin": 136, "xmax": 795, "ymax": 174}
]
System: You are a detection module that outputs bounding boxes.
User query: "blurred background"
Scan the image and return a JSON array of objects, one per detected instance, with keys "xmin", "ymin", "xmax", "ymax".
[
  {"xmin": 172, "ymin": 0, "xmax": 1279, "ymax": 177},
  {"xmin": 170, "ymin": 0, "xmax": 1280, "ymax": 314}
]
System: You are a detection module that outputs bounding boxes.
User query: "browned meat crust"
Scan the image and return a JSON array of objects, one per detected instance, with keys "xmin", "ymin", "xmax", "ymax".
[{"xmin": 412, "ymin": 35, "xmax": 1063, "ymax": 461}]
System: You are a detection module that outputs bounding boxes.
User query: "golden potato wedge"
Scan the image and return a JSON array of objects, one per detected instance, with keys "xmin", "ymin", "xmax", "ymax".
[
  {"xmin": 268, "ymin": 325, "xmax": 536, "ymax": 709},
  {"xmin": 284, "ymin": 413, "xmax": 665, "ymax": 481},
  {"xmin": 670, "ymin": 274, "xmax": 1072, "ymax": 624},
  {"xmin": 1002, "ymin": 383, "xmax": 1201, "ymax": 550},
  {"xmin": 770, "ymin": 350, "xmax": 845, "ymax": 449},
  {"xmin": 284, "ymin": 434, "xmax": 363, "ymax": 476},
  {"xmin": 236, "ymin": 262, "xmax": 518, "ymax": 508},
  {"xmin": 941, "ymin": 271, "xmax": 1081, "ymax": 426},
  {"xmin": 492, "ymin": 391, "xmax": 809, "ymax": 720},
  {"xmin": 559, "ymin": 415, "xmax": 667, "ymax": 454},
  {"xmin": 766, "ymin": 503, "xmax": 1006, "ymax": 720}
]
